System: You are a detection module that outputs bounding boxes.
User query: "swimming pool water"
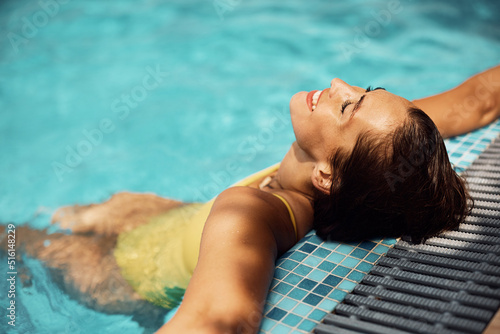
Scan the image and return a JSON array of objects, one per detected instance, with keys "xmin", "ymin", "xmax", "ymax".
[{"xmin": 1, "ymin": 0, "xmax": 499, "ymax": 333}]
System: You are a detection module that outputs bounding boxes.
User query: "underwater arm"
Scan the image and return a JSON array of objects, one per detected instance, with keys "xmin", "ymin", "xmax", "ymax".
[
  {"xmin": 413, "ymin": 65, "xmax": 500, "ymax": 139},
  {"xmin": 51, "ymin": 192, "xmax": 183, "ymax": 236},
  {"xmin": 157, "ymin": 187, "xmax": 296, "ymax": 334}
]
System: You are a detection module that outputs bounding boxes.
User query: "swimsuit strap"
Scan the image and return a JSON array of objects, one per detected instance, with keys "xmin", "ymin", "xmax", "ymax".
[{"xmin": 271, "ymin": 193, "xmax": 298, "ymax": 242}]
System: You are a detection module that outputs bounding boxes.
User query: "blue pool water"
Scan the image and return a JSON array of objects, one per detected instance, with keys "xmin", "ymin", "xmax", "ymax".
[{"xmin": 1, "ymin": 0, "xmax": 499, "ymax": 333}]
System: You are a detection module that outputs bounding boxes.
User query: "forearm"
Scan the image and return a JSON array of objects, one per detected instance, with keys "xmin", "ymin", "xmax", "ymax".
[
  {"xmin": 413, "ymin": 65, "xmax": 500, "ymax": 138},
  {"xmin": 159, "ymin": 223, "xmax": 276, "ymax": 333},
  {"xmin": 158, "ymin": 188, "xmax": 292, "ymax": 334},
  {"xmin": 191, "ymin": 223, "xmax": 274, "ymax": 329}
]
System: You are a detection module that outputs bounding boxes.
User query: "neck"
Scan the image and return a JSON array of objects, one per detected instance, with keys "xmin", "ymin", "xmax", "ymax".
[{"xmin": 275, "ymin": 142, "xmax": 317, "ymax": 202}]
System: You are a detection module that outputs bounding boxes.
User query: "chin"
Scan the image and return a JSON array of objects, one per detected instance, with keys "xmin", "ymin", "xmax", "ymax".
[{"xmin": 289, "ymin": 92, "xmax": 308, "ymax": 142}]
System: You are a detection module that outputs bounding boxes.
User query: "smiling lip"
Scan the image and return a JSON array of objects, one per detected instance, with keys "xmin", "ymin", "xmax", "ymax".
[
  {"xmin": 306, "ymin": 89, "xmax": 328, "ymax": 112},
  {"xmin": 306, "ymin": 90, "xmax": 319, "ymax": 111}
]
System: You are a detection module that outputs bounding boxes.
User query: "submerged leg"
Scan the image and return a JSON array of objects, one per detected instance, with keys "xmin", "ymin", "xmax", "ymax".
[
  {"xmin": 51, "ymin": 192, "xmax": 184, "ymax": 236},
  {"xmin": 0, "ymin": 192, "xmax": 187, "ymax": 330},
  {"xmin": 1, "ymin": 225, "xmax": 168, "ymax": 331}
]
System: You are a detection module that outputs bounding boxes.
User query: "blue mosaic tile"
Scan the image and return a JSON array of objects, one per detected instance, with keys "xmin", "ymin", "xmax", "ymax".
[
  {"xmin": 347, "ymin": 270, "xmax": 365, "ymax": 282},
  {"xmin": 323, "ymin": 275, "xmax": 342, "ymax": 287},
  {"xmin": 283, "ymin": 313, "xmax": 301, "ymax": 327},
  {"xmin": 326, "ymin": 252, "xmax": 346, "ymax": 263},
  {"xmin": 274, "ymin": 282, "xmax": 294, "ymax": 295},
  {"xmin": 372, "ymin": 244, "xmax": 390, "ymax": 254},
  {"xmin": 338, "ymin": 280, "xmax": 357, "ymax": 291},
  {"xmin": 350, "ymin": 248, "xmax": 369, "ymax": 259},
  {"xmin": 267, "ymin": 307, "xmax": 287, "ymax": 321},
  {"xmin": 332, "ymin": 265, "xmax": 351, "ymax": 276},
  {"xmin": 312, "ymin": 283, "xmax": 333, "ymax": 296},
  {"xmin": 318, "ymin": 299, "xmax": 338, "ymax": 311},
  {"xmin": 284, "ymin": 273, "xmax": 302, "ymax": 285},
  {"xmin": 303, "ymin": 255, "xmax": 322, "ymax": 267},
  {"xmin": 280, "ymin": 259, "xmax": 299, "ymax": 271},
  {"xmin": 272, "ymin": 323, "xmax": 292, "ymax": 334},
  {"xmin": 356, "ymin": 261, "xmax": 373, "ymax": 273},
  {"xmin": 277, "ymin": 298, "xmax": 298, "ymax": 312},
  {"xmin": 303, "ymin": 293, "xmax": 322, "ymax": 306},
  {"xmin": 293, "ymin": 303, "xmax": 313, "ymax": 316},
  {"xmin": 336, "ymin": 244, "xmax": 355, "ymax": 254},
  {"xmin": 289, "ymin": 288, "xmax": 308, "ymax": 301},
  {"xmin": 298, "ymin": 319, "xmax": 316, "ymax": 331},
  {"xmin": 382, "ymin": 238, "xmax": 397, "ymax": 246},
  {"xmin": 274, "ymin": 268, "xmax": 287, "ymax": 279},
  {"xmin": 299, "ymin": 243, "xmax": 317, "ymax": 253},
  {"xmin": 329, "ymin": 289, "xmax": 347, "ymax": 302},
  {"xmin": 358, "ymin": 241, "xmax": 377, "ymax": 251},
  {"xmin": 260, "ymin": 319, "xmax": 276, "ymax": 331},
  {"xmin": 307, "ymin": 269, "xmax": 328, "ymax": 282},
  {"xmin": 308, "ymin": 235, "xmax": 323, "ymax": 245},
  {"xmin": 298, "ymin": 278, "xmax": 317, "ymax": 290},
  {"xmin": 365, "ymin": 253, "xmax": 381, "ymax": 263},
  {"xmin": 294, "ymin": 264, "xmax": 313, "ymax": 276},
  {"xmin": 263, "ymin": 304, "xmax": 273, "ymax": 315},
  {"xmin": 341, "ymin": 257, "xmax": 361, "ymax": 268},
  {"xmin": 312, "ymin": 247, "xmax": 331, "ymax": 258},
  {"xmin": 309, "ymin": 309, "xmax": 327, "ymax": 321},
  {"xmin": 322, "ymin": 241, "xmax": 340, "ymax": 250},
  {"xmin": 289, "ymin": 251, "xmax": 307, "ymax": 262},
  {"xmin": 318, "ymin": 260, "xmax": 335, "ymax": 272},
  {"xmin": 268, "ymin": 291, "xmax": 284, "ymax": 304},
  {"xmin": 291, "ymin": 330, "xmax": 306, "ymax": 334}
]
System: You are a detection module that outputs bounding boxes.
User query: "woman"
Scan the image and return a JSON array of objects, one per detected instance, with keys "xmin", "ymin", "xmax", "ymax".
[
  {"xmin": 159, "ymin": 66, "xmax": 500, "ymax": 333},
  {"xmin": 10, "ymin": 65, "xmax": 500, "ymax": 333}
]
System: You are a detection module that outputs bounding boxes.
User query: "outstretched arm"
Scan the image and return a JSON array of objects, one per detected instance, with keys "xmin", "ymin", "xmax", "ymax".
[
  {"xmin": 157, "ymin": 187, "xmax": 296, "ymax": 334},
  {"xmin": 412, "ymin": 65, "xmax": 500, "ymax": 139}
]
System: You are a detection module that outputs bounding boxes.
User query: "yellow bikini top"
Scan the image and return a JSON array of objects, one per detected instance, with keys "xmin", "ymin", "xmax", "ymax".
[
  {"xmin": 181, "ymin": 163, "xmax": 298, "ymax": 273},
  {"xmin": 270, "ymin": 192, "xmax": 298, "ymax": 240}
]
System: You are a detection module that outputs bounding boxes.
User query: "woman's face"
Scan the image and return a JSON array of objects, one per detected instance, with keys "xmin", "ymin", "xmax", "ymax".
[{"xmin": 290, "ymin": 78, "xmax": 413, "ymax": 163}]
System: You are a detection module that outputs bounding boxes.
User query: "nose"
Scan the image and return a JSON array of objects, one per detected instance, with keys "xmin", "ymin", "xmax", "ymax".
[{"xmin": 329, "ymin": 78, "xmax": 357, "ymax": 99}]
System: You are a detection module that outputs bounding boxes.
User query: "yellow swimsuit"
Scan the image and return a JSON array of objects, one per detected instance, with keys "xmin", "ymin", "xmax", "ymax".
[{"xmin": 114, "ymin": 163, "xmax": 297, "ymax": 309}]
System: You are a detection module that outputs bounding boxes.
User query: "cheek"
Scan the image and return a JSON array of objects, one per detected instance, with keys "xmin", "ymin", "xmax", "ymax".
[
  {"xmin": 316, "ymin": 117, "xmax": 354, "ymax": 157},
  {"xmin": 316, "ymin": 127, "xmax": 337, "ymax": 158}
]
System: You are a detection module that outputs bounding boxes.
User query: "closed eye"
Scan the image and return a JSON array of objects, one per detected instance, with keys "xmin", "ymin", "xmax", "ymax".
[
  {"xmin": 340, "ymin": 86, "xmax": 386, "ymax": 115},
  {"xmin": 341, "ymin": 100, "xmax": 352, "ymax": 114}
]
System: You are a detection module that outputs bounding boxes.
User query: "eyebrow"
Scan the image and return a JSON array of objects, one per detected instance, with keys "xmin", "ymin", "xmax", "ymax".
[
  {"xmin": 350, "ymin": 87, "xmax": 385, "ymax": 119},
  {"xmin": 351, "ymin": 94, "xmax": 366, "ymax": 118}
]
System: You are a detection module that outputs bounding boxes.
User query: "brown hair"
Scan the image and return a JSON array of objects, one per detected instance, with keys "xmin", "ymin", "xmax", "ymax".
[{"xmin": 313, "ymin": 107, "xmax": 472, "ymax": 243}]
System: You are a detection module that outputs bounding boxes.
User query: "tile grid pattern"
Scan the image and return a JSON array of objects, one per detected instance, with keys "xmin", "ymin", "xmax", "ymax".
[{"xmin": 259, "ymin": 119, "xmax": 500, "ymax": 334}]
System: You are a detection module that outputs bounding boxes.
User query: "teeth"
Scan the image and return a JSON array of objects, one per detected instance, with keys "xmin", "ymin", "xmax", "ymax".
[{"xmin": 311, "ymin": 91, "xmax": 321, "ymax": 110}]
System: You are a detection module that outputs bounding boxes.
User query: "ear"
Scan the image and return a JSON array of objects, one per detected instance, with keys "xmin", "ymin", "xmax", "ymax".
[{"xmin": 311, "ymin": 162, "xmax": 332, "ymax": 195}]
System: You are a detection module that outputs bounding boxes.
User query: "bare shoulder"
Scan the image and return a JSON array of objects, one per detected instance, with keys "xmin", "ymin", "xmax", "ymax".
[
  {"xmin": 213, "ymin": 186, "xmax": 287, "ymax": 218},
  {"xmin": 211, "ymin": 186, "xmax": 298, "ymax": 252}
]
